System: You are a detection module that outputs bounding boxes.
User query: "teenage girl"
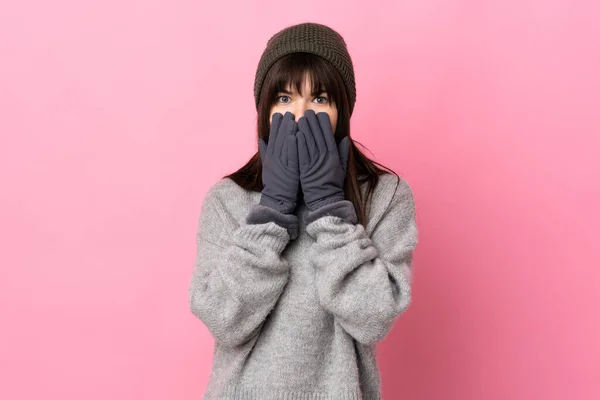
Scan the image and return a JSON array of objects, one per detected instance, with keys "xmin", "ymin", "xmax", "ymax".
[{"xmin": 189, "ymin": 22, "xmax": 419, "ymax": 400}]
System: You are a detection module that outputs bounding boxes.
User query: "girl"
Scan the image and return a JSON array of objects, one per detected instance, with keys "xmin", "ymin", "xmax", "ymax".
[{"xmin": 189, "ymin": 22, "xmax": 418, "ymax": 400}]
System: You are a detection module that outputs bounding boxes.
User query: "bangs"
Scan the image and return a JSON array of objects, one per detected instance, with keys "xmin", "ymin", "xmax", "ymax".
[{"xmin": 261, "ymin": 52, "xmax": 347, "ymax": 108}]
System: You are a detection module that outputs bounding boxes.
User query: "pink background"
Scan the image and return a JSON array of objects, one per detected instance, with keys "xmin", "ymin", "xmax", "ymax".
[{"xmin": 1, "ymin": 1, "xmax": 598, "ymax": 399}]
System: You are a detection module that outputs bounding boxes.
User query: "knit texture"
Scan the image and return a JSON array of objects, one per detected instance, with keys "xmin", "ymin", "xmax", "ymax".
[
  {"xmin": 254, "ymin": 22, "xmax": 357, "ymax": 115},
  {"xmin": 189, "ymin": 173, "xmax": 418, "ymax": 400}
]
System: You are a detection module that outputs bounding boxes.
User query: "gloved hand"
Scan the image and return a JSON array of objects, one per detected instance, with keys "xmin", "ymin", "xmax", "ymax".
[
  {"xmin": 297, "ymin": 109, "xmax": 350, "ymax": 211},
  {"xmin": 258, "ymin": 111, "xmax": 300, "ymax": 214}
]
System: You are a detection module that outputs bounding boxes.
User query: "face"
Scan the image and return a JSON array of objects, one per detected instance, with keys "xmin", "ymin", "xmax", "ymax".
[{"xmin": 269, "ymin": 73, "xmax": 338, "ymax": 133}]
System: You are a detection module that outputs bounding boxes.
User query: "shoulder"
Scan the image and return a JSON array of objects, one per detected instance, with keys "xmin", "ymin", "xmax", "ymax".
[
  {"xmin": 365, "ymin": 172, "xmax": 415, "ymax": 209},
  {"xmin": 203, "ymin": 177, "xmax": 257, "ymax": 205},
  {"xmin": 204, "ymin": 176, "xmax": 245, "ymax": 198},
  {"xmin": 374, "ymin": 172, "xmax": 414, "ymax": 199},
  {"xmin": 374, "ymin": 173, "xmax": 415, "ymax": 213},
  {"xmin": 382, "ymin": 173, "xmax": 415, "ymax": 211},
  {"xmin": 363, "ymin": 173, "xmax": 416, "ymax": 234}
]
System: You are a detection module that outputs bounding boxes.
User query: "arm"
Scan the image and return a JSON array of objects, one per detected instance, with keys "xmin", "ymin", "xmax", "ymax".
[
  {"xmin": 304, "ymin": 178, "xmax": 418, "ymax": 345},
  {"xmin": 188, "ymin": 187, "xmax": 296, "ymax": 347}
]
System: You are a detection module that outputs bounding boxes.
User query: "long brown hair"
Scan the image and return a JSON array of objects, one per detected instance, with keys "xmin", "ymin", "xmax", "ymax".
[{"xmin": 224, "ymin": 52, "xmax": 399, "ymax": 226}]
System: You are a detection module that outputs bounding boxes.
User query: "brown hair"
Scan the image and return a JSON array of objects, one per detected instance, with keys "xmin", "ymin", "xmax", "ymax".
[{"xmin": 224, "ymin": 52, "xmax": 399, "ymax": 226}]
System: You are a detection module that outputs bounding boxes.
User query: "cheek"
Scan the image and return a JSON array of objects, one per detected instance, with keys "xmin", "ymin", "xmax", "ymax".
[
  {"xmin": 328, "ymin": 109, "xmax": 338, "ymax": 132},
  {"xmin": 268, "ymin": 107, "xmax": 278, "ymax": 124}
]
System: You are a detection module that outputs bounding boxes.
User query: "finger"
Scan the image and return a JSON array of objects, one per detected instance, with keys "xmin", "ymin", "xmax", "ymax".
[
  {"xmin": 338, "ymin": 136, "xmax": 350, "ymax": 172},
  {"xmin": 267, "ymin": 114, "xmax": 282, "ymax": 158},
  {"xmin": 270, "ymin": 112, "xmax": 283, "ymax": 137},
  {"xmin": 283, "ymin": 110, "xmax": 296, "ymax": 122},
  {"xmin": 276, "ymin": 112, "xmax": 294, "ymax": 159},
  {"xmin": 287, "ymin": 134, "xmax": 299, "ymax": 170},
  {"xmin": 259, "ymin": 138, "xmax": 268, "ymax": 161},
  {"xmin": 281, "ymin": 135, "xmax": 288, "ymax": 166},
  {"xmin": 297, "ymin": 131, "xmax": 311, "ymax": 167},
  {"xmin": 298, "ymin": 115, "xmax": 319, "ymax": 161},
  {"xmin": 283, "ymin": 116, "xmax": 298, "ymax": 168},
  {"xmin": 317, "ymin": 112, "xmax": 336, "ymax": 152},
  {"xmin": 305, "ymin": 109, "xmax": 327, "ymax": 154}
]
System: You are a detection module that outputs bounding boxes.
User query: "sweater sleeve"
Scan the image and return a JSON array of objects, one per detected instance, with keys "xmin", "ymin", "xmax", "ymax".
[
  {"xmin": 188, "ymin": 187, "xmax": 293, "ymax": 347},
  {"xmin": 304, "ymin": 178, "xmax": 418, "ymax": 345}
]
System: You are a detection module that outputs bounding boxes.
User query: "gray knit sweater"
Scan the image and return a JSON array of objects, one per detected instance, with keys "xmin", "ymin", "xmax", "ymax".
[{"xmin": 189, "ymin": 173, "xmax": 418, "ymax": 400}]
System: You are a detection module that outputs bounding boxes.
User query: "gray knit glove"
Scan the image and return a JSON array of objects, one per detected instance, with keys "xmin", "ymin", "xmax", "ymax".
[
  {"xmin": 258, "ymin": 111, "xmax": 300, "ymax": 214},
  {"xmin": 297, "ymin": 110, "xmax": 350, "ymax": 211}
]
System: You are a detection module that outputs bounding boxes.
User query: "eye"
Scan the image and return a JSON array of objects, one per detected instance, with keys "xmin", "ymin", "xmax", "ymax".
[
  {"xmin": 315, "ymin": 95, "xmax": 329, "ymax": 104},
  {"xmin": 276, "ymin": 95, "xmax": 291, "ymax": 103}
]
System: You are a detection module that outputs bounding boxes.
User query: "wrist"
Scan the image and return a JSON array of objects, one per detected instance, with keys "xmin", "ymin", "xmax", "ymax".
[
  {"xmin": 304, "ymin": 199, "xmax": 357, "ymax": 226},
  {"xmin": 246, "ymin": 204, "xmax": 299, "ymax": 240},
  {"xmin": 306, "ymin": 194, "xmax": 345, "ymax": 212},
  {"xmin": 259, "ymin": 193, "xmax": 296, "ymax": 214}
]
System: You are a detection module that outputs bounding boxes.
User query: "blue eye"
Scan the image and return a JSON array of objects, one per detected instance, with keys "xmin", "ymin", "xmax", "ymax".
[
  {"xmin": 315, "ymin": 96, "xmax": 328, "ymax": 104},
  {"xmin": 277, "ymin": 95, "xmax": 291, "ymax": 103}
]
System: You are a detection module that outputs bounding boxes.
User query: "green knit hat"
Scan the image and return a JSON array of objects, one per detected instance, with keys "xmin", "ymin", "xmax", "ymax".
[{"xmin": 253, "ymin": 22, "xmax": 357, "ymax": 115}]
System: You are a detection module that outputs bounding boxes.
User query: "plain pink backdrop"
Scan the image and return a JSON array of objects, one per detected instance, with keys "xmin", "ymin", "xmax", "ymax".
[{"xmin": 1, "ymin": 1, "xmax": 598, "ymax": 399}]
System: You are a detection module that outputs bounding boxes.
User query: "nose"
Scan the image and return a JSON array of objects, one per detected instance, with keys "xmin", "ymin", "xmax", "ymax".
[{"xmin": 291, "ymin": 101, "xmax": 314, "ymax": 123}]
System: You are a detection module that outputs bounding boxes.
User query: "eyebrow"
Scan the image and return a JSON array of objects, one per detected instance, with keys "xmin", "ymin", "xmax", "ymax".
[{"xmin": 278, "ymin": 88, "xmax": 327, "ymax": 96}]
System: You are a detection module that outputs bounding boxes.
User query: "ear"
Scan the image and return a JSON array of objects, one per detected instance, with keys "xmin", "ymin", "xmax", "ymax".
[{"xmin": 337, "ymin": 136, "xmax": 350, "ymax": 173}]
